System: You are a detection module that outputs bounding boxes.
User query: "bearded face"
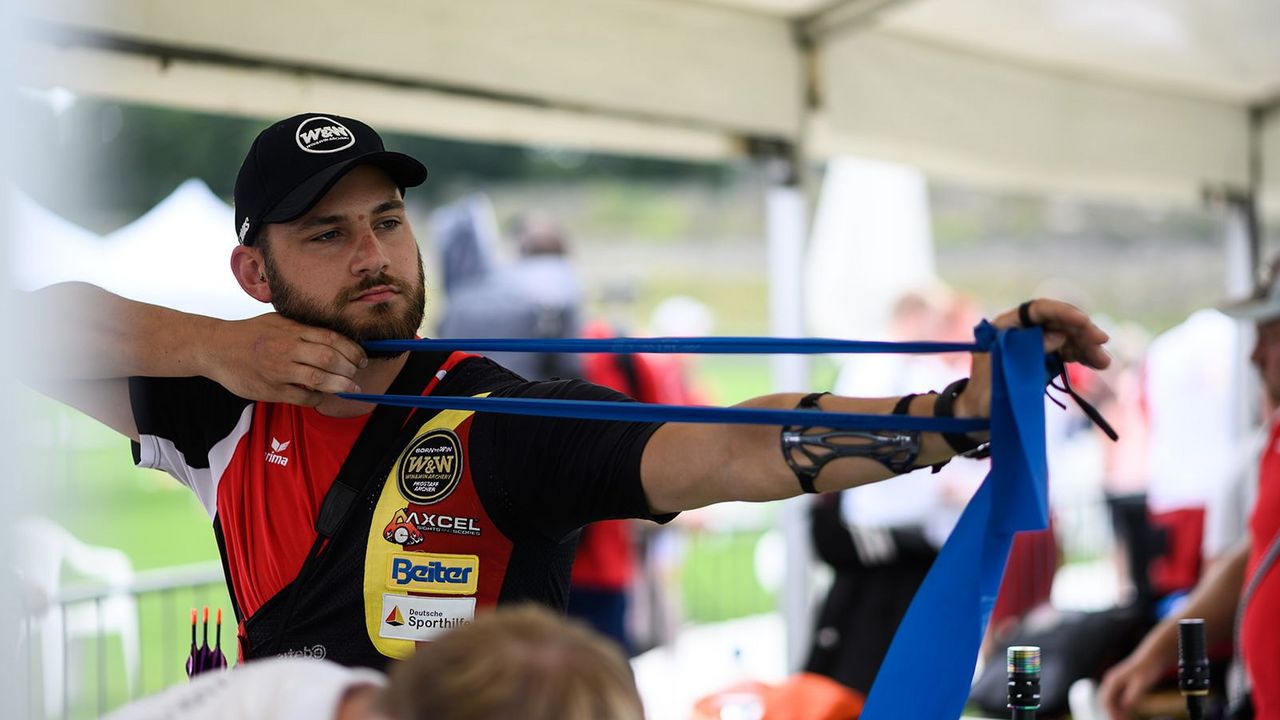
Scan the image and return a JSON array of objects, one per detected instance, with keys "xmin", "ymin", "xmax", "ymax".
[{"xmin": 262, "ymin": 243, "xmax": 427, "ymax": 360}]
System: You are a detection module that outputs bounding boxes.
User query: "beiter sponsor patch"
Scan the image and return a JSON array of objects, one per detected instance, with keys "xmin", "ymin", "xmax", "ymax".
[
  {"xmin": 396, "ymin": 429, "xmax": 463, "ymax": 504},
  {"xmin": 386, "ymin": 552, "xmax": 479, "ymax": 595}
]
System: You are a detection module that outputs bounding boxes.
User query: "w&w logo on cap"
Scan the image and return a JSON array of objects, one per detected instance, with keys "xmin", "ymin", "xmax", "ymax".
[
  {"xmin": 232, "ymin": 112, "xmax": 428, "ymax": 246},
  {"xmin": 295, "ymin": 116, "xmax": 356, "ymax": 154}
]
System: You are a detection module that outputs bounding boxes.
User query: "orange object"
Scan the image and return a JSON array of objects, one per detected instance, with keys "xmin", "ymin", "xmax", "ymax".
[{"xmin": 692, "ymin": 673, "xmax": 865, "ymax": 720}]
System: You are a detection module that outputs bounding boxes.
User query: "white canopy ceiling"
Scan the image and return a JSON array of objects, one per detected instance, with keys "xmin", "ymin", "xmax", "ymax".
[{"xmin": 14, "ymin": 0, "xmax": 1280, "ymax": 206}]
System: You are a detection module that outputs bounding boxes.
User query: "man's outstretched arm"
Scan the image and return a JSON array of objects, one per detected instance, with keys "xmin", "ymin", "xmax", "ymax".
[
  {"xmin": 21, "ymin": 282, "xmax": 367, "ymax": 439},
  {"xmin": 640, "ymin": 298, "xmax": 1111, "ymax": 513}
]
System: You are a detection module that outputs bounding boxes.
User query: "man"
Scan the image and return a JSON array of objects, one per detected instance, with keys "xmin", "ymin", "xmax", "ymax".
[
  {"xmin": 107, "ymin": 605, "xmax": 644, "ymax": 720},
  {"xmin": 26, "ymin": 112, "xmax": 1110, "ymax": 669},
  {"xmin": 1098, "ymin": 266, "xmax": 1280, "ymax": 719}
]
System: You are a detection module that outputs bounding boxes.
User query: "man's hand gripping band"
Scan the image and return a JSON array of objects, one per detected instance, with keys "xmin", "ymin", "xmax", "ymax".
[
  {"xmin": 781, "ymin": 300, "xmax": 1116, "ymax": 495},
  {"xmin": 782, "ymin": 392, "xmax": 925, "ymax": 494}
]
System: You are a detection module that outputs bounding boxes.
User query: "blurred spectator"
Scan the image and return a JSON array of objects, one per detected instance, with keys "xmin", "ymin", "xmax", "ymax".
[
  {"xmin": 1099, "ymin": 259, "xmax": 1280, "ymax": 720},
  {"xmin": 570, "ymin": 296, "xmax": 715, "ymax": 653},
  {"xmin": 107, "ymin": 605, "xmax": 644, "ymax": 720},
  {"xmin": 807, "ymin": 286, "xmax": 987, "ymax": 694},
  {"xmin": 436, "ymin": 210, "xmax": 583, "ymax": 380},
  {"xmin": 105, "ymin": 657, "xmax": 385, "ymax": 720},
  {"xmin": 387, "ymin": 605, "xmax": 644, "ymax": 720},
  {"xmin": 430, "ymin": 193, "xmax": 501, "ymax": 296}
]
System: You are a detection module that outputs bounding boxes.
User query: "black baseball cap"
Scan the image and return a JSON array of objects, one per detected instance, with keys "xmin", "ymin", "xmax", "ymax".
[{"xmin": 233, "ymin": 112, "xmax": 428, "ymax": 245}]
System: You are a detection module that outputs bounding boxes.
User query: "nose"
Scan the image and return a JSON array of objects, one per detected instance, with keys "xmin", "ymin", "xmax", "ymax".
[{"xmin": 351, "ymin": 225, "xmax": 390, "ymax": 276}]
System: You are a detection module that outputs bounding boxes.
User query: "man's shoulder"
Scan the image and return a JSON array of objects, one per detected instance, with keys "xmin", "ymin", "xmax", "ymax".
[
  {"xmin": 129, "ymin": 375, "xmax": 255, "ymax": 422},
  {"xmin": 433, "ymin": 354, "xmax": 526, "ymax": 394},
  {"xmin": 434, "ymin": 355, "xmax": 628, "ymax": 402}
]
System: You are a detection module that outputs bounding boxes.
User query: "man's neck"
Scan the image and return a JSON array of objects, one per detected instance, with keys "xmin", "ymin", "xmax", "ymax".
[{"xmin": 314, "ymin": 353, "xmax": 409, "ymax": 418}]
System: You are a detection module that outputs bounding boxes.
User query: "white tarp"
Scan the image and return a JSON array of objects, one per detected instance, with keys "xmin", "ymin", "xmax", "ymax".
[
  {"xmin": 812, "ymin": 32, "xmax": 1250, "ymax": 204},
  {"xmin": 18, "ymin": 0, "xmax": 1280, "ymax": 204},
  {"xmin": 803, "ymin": 156, "xmax": 934, "ymax": 340}
]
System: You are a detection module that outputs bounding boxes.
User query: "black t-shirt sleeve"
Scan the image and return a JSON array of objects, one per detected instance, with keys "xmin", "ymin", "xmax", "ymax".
[
  {"xmin": 128, "ymin": 376, "xmax": 254, "ymax": 503},
  {"xmin": 455, "ymin": 363, "xmax": 672, "ymax": 541}
]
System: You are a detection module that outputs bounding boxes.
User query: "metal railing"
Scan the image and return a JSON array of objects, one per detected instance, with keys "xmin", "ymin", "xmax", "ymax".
[{"xmin": 19, "ymin": 561, "xmax": 228, "ymax": 720}]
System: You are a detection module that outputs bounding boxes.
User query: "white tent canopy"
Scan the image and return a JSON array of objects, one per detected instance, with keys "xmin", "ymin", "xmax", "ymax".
[
  {"xmin": 8, "ymin": 184, "xmax": 107, "ymax": 290},
  {"xmin": 11, "ymin": 179, "xmax": 267, "ymax": 319},
  {"xmin": 101, "ymin": 178, "xmax": 267, "ymax": 319},
  {"xmin": 17, "ymin": 0, "xmax": 1280, "ymax": 207}
]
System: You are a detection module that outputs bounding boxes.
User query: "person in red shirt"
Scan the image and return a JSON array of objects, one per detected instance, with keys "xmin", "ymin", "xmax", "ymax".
[{"xmin": 1100, "ymin": 262, "xmax": 1280, "ymax": 719}]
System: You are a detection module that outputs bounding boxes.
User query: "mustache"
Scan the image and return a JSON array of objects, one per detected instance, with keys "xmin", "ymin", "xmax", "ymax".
[{"xmin": 338, "ymin": 273, "xmax": 406, "ymax": 303}]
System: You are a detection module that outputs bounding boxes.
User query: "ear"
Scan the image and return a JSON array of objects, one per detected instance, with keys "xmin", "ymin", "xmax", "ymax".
[{"xmin": 230, "ymin": 245, "xmax": 273, "ymax": 303}]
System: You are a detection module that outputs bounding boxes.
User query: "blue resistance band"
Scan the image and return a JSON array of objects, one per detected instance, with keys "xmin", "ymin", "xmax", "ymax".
[
  {"xmin": 861, "ymin": 323, "xmax": 1049, "ymax": 720},
  {"xmin": 364, "ymin": 336, "xmax": 981, "ymax": 356},
  {"xmin": 337, "ymin": 393, "xmax": 987, "ymax": 433},
  {"xmin": 350, "ymin": 322, "xmax": 1050, "ymax": 719}
]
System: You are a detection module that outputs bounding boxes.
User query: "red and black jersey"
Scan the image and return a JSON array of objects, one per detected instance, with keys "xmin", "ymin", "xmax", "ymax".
[{"xmin": 129, "ymin": 352, "xmax": 669, "ymax": 667}]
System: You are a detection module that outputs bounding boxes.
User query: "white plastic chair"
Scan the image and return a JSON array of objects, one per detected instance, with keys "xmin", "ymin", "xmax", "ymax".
[{"xmin": 14, "ymin": 516, "xmax": 139, "ymax": 718}]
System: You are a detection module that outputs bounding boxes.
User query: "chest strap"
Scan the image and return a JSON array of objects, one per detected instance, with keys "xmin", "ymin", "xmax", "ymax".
[{"xmin": 265, "ymin": 350, "xmax": 453, "ymax": 654}]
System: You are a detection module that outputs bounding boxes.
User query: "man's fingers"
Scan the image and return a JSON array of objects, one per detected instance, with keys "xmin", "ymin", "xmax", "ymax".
[
  {"xmin": 299, "ymin": 327, "xmax": 368, "ymax": 369},
  {"xmin": 1098, "ymin": 674, "xmax": 1130, "ymax": 720},
  {"xmin": 1020, "ymin": 299, "xmax": 1112, "ymax": 370},
  {"xmin": 1119, "ymin": 679, "xmax": 1146, "ymax": 716},
  {"xmin": 290, "ymin": 363, "xmax": 362, "ymax": 395},
  {"xmin": 294, "ymin": 342, "xmax": 362, "ymax": 383},
  {"xmin": 1043, "ymin": 330, "xmax": 1067, "ymax": 352}
]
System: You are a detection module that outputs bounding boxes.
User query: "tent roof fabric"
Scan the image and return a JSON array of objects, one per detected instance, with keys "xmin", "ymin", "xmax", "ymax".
[{"xmin": 16, "ymin": 0, "xmax": 1280, "ymax": 203}]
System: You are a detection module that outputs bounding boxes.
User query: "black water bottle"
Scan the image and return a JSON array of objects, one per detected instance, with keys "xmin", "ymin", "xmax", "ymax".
[
  {"xmin": 1178, "ymin": 618, "xmax": 1210, "ymax": 720},
  {"xmin": 1007, "ymin": 645, "xmax": 1041, "ymax": 720}
]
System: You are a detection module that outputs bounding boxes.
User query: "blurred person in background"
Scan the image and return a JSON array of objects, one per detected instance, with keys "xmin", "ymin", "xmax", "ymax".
[
  {"xmin": 388, "ymin": 604, "xmax": 645, "ymax": 720},
  {"xmin": 1098, "ymin": 259, "xmax": 1280, "ymax": 720},
  {"xmin": 22, "ymin": 110, "xmax": 1111, "ymax": 671},
  {"xmin": 807, "ymin": 286, "xmax": 988, "ymax": 694},
  {"xmin": 107, "ymin": 605, "xmax": 644, "ymax": 720},
  {"xmin": 572, "ymin": 295, "xmax": 716, "ymax": 653},
  {"xmin": 436, "ymin": 210, "xmax": 584, "ymax": 380}
]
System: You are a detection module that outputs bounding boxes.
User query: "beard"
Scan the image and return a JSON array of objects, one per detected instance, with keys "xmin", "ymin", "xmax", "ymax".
[{"xmin": 264, "ymin": 250, "xmax": 427, "ymax": 360}]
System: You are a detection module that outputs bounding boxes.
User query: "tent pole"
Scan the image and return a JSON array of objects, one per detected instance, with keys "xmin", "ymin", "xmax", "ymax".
[{"xmin": 758, "ymin": 140, "xmax": 814, "ymax": 674}]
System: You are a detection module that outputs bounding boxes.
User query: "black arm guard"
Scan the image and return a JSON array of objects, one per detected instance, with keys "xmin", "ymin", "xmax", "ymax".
[{"xmin": 782, "ymin": 393, "xmax": 923, "ymax": 494}]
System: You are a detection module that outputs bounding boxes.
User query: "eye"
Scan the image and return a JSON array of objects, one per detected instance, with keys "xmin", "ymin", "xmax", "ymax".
[
  {"xmin": 310, "ymin": 230, "xmax": 340, "ymax": 242},
  {"xmin": 376, "ymin": 217, "xmax": 402, "ymax": 231}
]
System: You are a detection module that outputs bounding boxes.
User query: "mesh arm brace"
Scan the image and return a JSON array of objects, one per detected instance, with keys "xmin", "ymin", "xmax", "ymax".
[{"xmin": 782, "ymin": 392, "xmax": 923, "ymax": 494}]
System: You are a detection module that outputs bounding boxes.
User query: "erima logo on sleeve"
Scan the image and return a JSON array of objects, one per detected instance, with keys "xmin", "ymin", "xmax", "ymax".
[
  {"xmin": 265, "ymin": 437, "xmax": 291, "ymax": 467},
  {"xmin": 295, "ymin": 117, "xmax": 356, "ymax": 154}
]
